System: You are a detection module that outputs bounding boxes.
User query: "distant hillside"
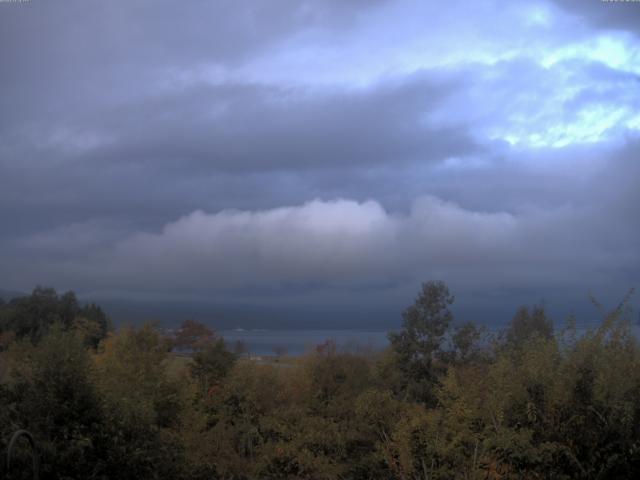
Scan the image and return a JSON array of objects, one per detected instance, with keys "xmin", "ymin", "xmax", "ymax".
[{"xmin": 0, "ymin": 289, "xmax": 27, "ymax": 302}]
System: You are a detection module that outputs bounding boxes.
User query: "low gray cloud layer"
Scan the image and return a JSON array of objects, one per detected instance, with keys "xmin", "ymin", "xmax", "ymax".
[{"xmin": 1, "ymin": 0, "xmax": 638, "ymax": 325}]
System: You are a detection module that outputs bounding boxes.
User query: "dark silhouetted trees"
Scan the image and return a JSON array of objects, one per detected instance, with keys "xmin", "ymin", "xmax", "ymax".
[
  {"xmin": 505, "ymin": 304, "xmax": 553, "ymax": 347},
  {"xmin": 388, "ymin": 280, "xmax": 455, "ymax": 403},
  {"xmin": 1, "ymin": 283, "xmax": 640, "ymax": 479},
  {"xmin": 0, "ymin": 287, "xmax": 111, "ymax": 347},
  {"xmin": 190, "ymin": 338, "xmax": 237, "ymax": 395}
]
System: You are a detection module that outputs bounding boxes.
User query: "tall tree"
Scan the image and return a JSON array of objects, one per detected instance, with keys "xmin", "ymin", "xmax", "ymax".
[
  {"xmin": 505, "ymin": 304, "xmax": 553, "ymax": 347},
  {"xmin": 388, "ymin": 280, "xmax": 454, "ymax": 404}
]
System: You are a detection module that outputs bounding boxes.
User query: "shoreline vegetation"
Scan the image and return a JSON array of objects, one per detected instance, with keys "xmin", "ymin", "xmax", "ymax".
[{"xmin": 1, "ymin": 282, "xmax": 639, "ymax": 479}]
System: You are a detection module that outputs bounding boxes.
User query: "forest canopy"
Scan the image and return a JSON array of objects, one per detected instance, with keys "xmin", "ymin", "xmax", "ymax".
[{"xmin": 1, "ymin": 283, "xmax": 639, "ymax": 479}]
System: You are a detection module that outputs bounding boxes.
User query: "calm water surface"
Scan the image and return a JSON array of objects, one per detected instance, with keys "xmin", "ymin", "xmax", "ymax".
[
  {"xmin": 219, "ymin": 329, "xmax": 390, "ymax": 356},
  {"xmin": 220, "ymin": 323, "xmax": 640, "ymax": 357}
]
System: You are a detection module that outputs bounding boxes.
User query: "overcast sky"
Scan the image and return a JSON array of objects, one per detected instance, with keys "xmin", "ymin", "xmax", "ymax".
[{"xmin": 1, "ymin": 0, "xmax": 639, "ymax": 327}]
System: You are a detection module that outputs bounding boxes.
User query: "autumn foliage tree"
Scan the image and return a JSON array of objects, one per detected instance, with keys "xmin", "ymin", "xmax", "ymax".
[
  {"xmin": 2, "ymin": 284, "xmax": 640, "ymax": 479},
  {"xmin": 173, "ymin": 319, "xmax": 217, "ymax": 351}
]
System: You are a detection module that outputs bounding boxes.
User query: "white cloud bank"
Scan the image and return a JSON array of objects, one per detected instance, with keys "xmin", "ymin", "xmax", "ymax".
[{"xmin": 17, "ymin": 194, "xmax": 628, "ymax": 298}]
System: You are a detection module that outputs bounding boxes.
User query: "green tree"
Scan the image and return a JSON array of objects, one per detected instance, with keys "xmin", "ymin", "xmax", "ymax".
[
  {"xmin": 76, "ymin": 302, "xmax": 111, "ymax": 348},
  {"xmin": 190, "ymin": 338, "xmax": 237, "ymax": 395},
  {"xmin": 93, "ymin": 324, "xmax": 185, "ymax": 479},
  {"xmin": 388, "ymin": 280, "xmax": 454, "ymax": 403},
  {"xmin": 505, "ymin": 304, "xmax": 553, "ymax": 347},
  {"xmin": 451, "ymin": 321, "xmax": 484, "ymax": 363},
  {"xmin": 0, "ymin": 287, "xmax": 111, "ymax": 347},
  {"xmin": 1, "ymin": 287, "xmax": 63, "ymax": 342},
  {"xmin": 2, "ymin": 325, "xmax": 106, "ymax": 479}
]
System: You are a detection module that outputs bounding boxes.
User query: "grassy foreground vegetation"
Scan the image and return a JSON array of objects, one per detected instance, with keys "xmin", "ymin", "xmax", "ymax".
[{"xmin": 1, "ymin": 283, "xmax": 639, "ymax": 479}]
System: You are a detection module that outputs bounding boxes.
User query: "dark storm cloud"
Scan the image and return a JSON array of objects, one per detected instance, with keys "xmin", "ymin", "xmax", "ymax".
[
  {"xmin": 0, "ymin": 0, "xmax": 638, "ymax": 322},
  {"xmin": 0, "ymin": 0, "xmax": 385, "ymax": 127},
  {"xmin": 551, "ymin": 0, "xmax": 640, "ymax": 34},
  {"xmin": 12, "ymin": 140, "xmax": 639, "ymax": 299},
  {"xmin": 0, "ymin": 69, "xmax": 479, "ymax": 234},
  {"xmin": 0, "ymin": 0, "xmax": 383, "ymax": 68},
  {"xmin": 81, "ymin": 74, "xmax": 478, "ymax": 173},
  {"xmin": 6, "ymin": 52, "xmax": 636, "ymax": 227}
]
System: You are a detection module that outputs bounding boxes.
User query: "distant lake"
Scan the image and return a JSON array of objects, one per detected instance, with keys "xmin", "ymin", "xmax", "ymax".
[
  {"xmin": 219, "ymin": 323, "xmax": 640, "ymax": 357},
  {"xmin": 219, "ymin": 329, "xmax": 390, "ymax": 356}
]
